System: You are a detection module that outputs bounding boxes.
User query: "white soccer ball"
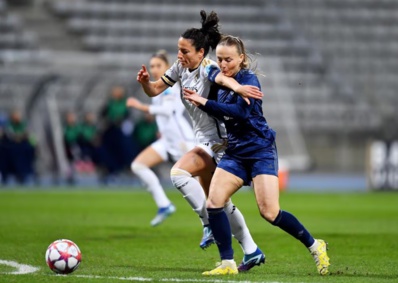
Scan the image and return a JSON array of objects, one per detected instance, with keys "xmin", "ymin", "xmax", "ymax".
[{"xmin": 45, "ymin": 239, "xmax": 82, "ymax": 274}]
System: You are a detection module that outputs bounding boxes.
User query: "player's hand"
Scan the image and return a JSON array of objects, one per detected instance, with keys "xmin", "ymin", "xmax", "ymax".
[
  {"xmin": 183, "ymin": 88, "xmax": 207, "ymax": 107},
  {"xmin": 126, "ymin": 97, "xmax": 142, "ymax": 109},
  {"xmin": 235, "ymin": 85, "xmax": 263, "ymax": 105},
  {"xmin": 137, "ymin": 65, "xmax": 150, "ymax": 84}
]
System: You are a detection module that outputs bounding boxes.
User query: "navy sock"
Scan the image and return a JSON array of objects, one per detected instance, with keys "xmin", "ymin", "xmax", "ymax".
[
  {"xmin": 207, "ymin": 207, "xmax": 234, "ymax": 260},
  {"xmin": 272, "ymin": 210, "xmax": 315, "ymax": 247}
]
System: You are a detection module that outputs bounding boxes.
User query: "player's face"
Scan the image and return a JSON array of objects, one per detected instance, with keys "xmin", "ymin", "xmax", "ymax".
[
  {"xmin": 149, "ymin": 57, "xmax": 168, "ymax": 81},
  {"xmin": 216, "ymin": 45, "xmax": 244, "ymax": 77},
  {"xmin": 177, "ymin": 37, "xmax": 204, "ymax": 70}
]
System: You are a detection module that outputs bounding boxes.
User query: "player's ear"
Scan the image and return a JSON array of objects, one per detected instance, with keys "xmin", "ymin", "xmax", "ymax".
[
  {"xmin": 198, "ymin": 48, "xmax": 205, "ymax": 59},
  {"xmin": 239, "ymin": 53, "xmax": 244, "ymax": 65}
]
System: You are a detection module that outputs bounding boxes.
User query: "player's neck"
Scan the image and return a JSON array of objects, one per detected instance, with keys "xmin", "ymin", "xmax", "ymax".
[{"xmin": 188, "ymin": 59, "xmax": 203, "ymax": 72}]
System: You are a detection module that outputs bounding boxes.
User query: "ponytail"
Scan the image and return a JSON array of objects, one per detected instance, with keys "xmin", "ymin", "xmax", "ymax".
[{"xmin": 181, "ymin": 10, "xmax": 222, "ymax": 57}]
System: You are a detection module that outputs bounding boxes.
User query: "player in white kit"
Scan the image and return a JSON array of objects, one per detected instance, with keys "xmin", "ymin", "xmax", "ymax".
[
  {"xmin": 128, "ymin": 50, "xmax": 195, "ymax": 226},
  {"xmin": 137, "ymin": 11, "xmax": 265, "ymax": 271}
]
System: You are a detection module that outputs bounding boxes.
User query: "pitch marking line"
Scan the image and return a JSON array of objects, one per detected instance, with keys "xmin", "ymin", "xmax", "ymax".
[
  {"xmin": 0, "ymin": 259, "xmax": 307, "ymax": 283},
  {"xmin": 75, "ymin": 274, "xmax": 302, "ymax": 283},
  {"xmin": 0, "ymin": 260, "xmax": 40, "ymax": 275}
]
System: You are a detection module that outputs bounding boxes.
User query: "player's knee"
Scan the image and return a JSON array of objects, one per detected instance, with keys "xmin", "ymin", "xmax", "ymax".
[
  {"xmin": 170, "ymin": 168, "xmax": 191, "ymax": 189},
  {"xmin": 206, "ymin": 197, "xmax": 224, "ymax": 209},
  {"xmin": 259, "ymin": 207, "xmax": 279, "ymax": 223},
  {"xmin": 131, "ymin": 161, "xmax": 146, "ymax": 174},
  {"xmin": 206, "ymin": 198, "xmax": 215, "ymax": 209}
]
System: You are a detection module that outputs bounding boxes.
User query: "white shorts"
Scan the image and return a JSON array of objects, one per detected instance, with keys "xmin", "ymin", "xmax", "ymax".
[
  {"xmin": 151, "ymin": 137, "xmax": 195, "ymax": 163},
  {"xmin": 196, "ymin": 138, "xmax": 228, "ymax": 164}
]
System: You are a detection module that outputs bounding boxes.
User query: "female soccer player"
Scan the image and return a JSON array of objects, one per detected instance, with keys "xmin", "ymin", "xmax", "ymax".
[
  {"xmin": 184, "ymin": 35, "xmax": 330, "ymax": 276},
  {"xmin": 127, "ymin": 50, "xmax": 195, "ymax": 226},
  {"xmin": 137, "ymin": 11, "xmax": 265, "ymax": 271}
]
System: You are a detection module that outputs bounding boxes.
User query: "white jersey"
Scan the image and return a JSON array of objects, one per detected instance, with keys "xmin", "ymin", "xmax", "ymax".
[
  {"xmin": 148, "ymin": 83, "xmax": 195, "ymax": 160},
  {"xmin": 161, "ymin": 58, "xmax": 227, "ymax": 144}
]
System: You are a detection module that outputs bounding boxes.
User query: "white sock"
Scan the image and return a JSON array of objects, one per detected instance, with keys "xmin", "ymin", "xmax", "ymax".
[
  {"xmin": 309, "ymin": 239, "xmax": 319, "ymax": 252},
  {"xmin": 171, "ymin": 168, "xmax": 209, "ymax": 226},
  {"xmin": 224, "ymin": 200, "xmax": 257, "ymax": 255},
  {"xmin": 131, "ymin": 162, "xmax": 171, "ymax": 208},
  {"xmin": 222, "ymin": 259, "xmax": 236, "ymax": 265}
]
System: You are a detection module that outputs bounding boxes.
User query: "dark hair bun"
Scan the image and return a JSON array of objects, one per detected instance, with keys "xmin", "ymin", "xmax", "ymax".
[{"xmin": 199, "ymin": 10, "xmax": 221, "ymax": 50}]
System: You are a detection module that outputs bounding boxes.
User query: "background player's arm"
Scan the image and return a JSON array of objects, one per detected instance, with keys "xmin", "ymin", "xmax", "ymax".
[
  {"xmin": 137, "ymin": 65, "xmax": 168, "ymax": 97},
  {"xmin": 126, "ymin": 97, "xmax": 149, "ymax": 112},
  {"xmin": 127, "ymin": 96, "xmax": 175, "ymax": 117},
  {"xmin": 148, "ymin": 96, "xmax": 175, "ymax": 117}
]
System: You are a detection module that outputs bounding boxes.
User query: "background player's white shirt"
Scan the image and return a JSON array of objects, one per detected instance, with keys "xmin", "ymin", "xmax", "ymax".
[
  {"xmin": 162, "ymin": 58, "xmax": 227, "ymax": 143},
  {"xmin": 148, "ymin": 83, "xmax": 195, "ymax": 159}
]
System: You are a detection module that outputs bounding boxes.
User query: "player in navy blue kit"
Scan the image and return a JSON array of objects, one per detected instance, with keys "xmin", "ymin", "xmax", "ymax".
[{"xmin": 184, "ymin": 35, "xmax": 330, "ymax": 276}]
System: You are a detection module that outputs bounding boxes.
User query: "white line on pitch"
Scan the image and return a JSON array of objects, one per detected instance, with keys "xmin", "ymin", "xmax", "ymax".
[
  {"xmin": 0, "ymin": 260, "xmax": 40, "ymax": 275},
  {"xmin": 0, "ymin": 259, "xmax": 307, "ymax": 283},
  {"xmin": 75, "ymin": 274, "xmax": 305, "ymax": 283}
]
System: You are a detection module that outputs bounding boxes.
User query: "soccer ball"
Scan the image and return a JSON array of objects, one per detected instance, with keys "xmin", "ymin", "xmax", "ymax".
[{"xmin": 45, "ymin": 239, "xmax": 82, "ymax": 274}]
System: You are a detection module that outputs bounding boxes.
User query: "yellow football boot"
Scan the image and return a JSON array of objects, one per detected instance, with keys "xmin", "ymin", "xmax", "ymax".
[
  {"xmin": 202, "ymin": 260, "xmax": 238, "ymax": 276},
  {"xmin": 310, "ymin": 239, "xmax": 330, "ymax": 275}
]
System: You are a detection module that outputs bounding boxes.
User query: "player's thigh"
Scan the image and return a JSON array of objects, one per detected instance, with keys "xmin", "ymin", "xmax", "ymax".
[
  {"xmin": 198, "ymin": 173, "xmax": 212, "ymax": 196},
  {"xmin": 133, "ymin": 141, "xmax": 166, "ymax": 168},
  {"xmin": 197, "ymin": 154, "xmax": 217, "ymax": 195},
  {"xmin": 172, "ymin": 146, "xmax": 215, "ymax": 177},
  {"xmin": 207, "ymin": 168, "xmax": 244, "ymax": 208},
  {"xmin": 252, "ymin": 174, "xmax": 280, "ymax": 220}
]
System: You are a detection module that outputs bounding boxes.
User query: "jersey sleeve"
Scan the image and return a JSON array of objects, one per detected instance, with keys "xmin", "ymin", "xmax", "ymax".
[
  {"xmin": 201, "ymin": 59, "xmax": 220, "ymax": 83},
  {"xmin": 242, "ymin": 74, "xmax": 261, "ymax": 90},
  {"xmin": 205, "ymin": 65, "xmax": 221, "ymax": 83},
  {"xmin": 161, "ymin": 60, "xmax": 180, "ymax": 87}
]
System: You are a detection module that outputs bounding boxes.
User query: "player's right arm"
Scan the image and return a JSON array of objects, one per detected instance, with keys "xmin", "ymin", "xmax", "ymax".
[
  {"xmin": 137, "ymin": 65, "xmax": 168, "ymax": 97},
  {"xmin": 205, "ymin": 63, "xmax": 262, "ymax": 104}
]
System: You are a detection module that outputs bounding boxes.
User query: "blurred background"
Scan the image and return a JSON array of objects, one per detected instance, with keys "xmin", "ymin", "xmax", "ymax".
[{"xmin": 0, "ymin": 0, "xmax": 397, "ymax": 191}]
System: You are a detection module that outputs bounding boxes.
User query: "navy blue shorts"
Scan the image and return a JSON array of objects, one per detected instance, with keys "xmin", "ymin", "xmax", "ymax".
[{"xmin": 218, "ymin": 148, "xmax": 279, "ymax": 186}]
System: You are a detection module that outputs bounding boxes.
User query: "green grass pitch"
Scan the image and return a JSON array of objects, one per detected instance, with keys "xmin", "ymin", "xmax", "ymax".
[{"xmin": 0, "ymin": 188, "xmax": 397, "ymax": 283}]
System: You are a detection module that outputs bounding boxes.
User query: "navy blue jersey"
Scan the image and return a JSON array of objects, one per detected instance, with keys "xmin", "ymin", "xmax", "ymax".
[{"xmin": 200, "ymin": 67, "xmax": 276, "ymax": 159}]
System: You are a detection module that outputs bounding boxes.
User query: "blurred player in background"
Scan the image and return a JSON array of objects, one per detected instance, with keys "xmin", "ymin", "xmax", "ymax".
[
  {"xmin": 184, "ymin": 35, "xmax": 330, "ymax": 276},
  {"xmin": 127, "ymin": 50, "xmax": 195, "ymax": 226},
  {"xmin": 136, "ymin": 10, "xmax": 265, "ymax": 271}
]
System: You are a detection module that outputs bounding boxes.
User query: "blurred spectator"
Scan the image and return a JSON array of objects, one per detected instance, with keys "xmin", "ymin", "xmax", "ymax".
[
  {"xmin": 0, "ymin": 112, "xmax": 8, "ymax": 183},
  {"xmin": 77, "ymin": 112, "xmax": 99, "ymax": 173},
  {"xmin": 101, "ymin": 86, "xmax": 129, "ymax": 126},
  {"xmin": 63, "ymin": 111, "xmax": 80, "ymax": 183},
  {"xmin": 132, "ymin": 113, "xmax": 158, "ymax": 153},
  {"xmin": 99, "ymin": 86, "xmax": 137, "ymax": 178},
  {"xmin": 2, "ymin": 110, "xmax": 36, "ymax": 184}
]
